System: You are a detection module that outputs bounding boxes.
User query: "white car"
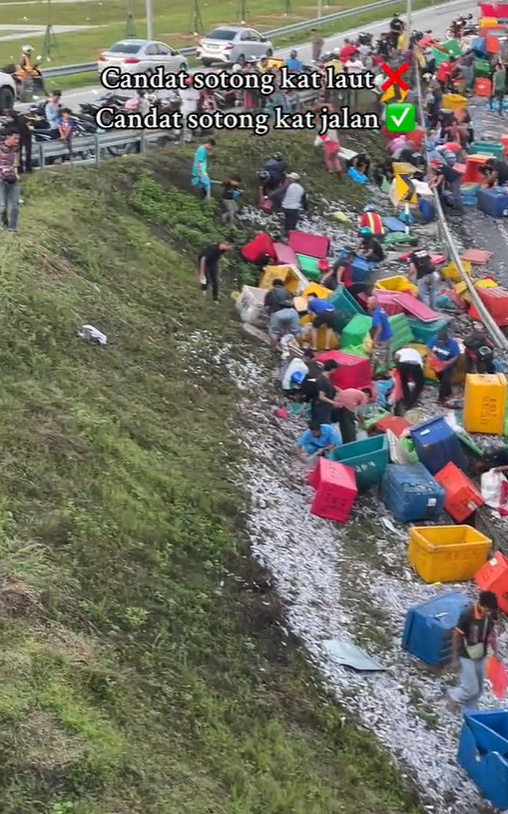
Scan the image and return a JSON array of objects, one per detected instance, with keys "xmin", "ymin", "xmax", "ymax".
[
  {"xmin": 196, "ymin": 26, "xmax": 273, "ymax": 67},
  {"xmin": 98, "ymin": 39, "xmax": 188, "ymax": 78},
  {"xmin": 0, "ymin": 72, "xmax": 16, "ymax": 110}
]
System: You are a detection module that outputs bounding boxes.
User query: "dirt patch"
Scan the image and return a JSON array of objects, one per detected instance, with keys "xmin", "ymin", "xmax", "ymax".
[{"xmin": 0, "ymin": 578, "xmax": 44, "ymax": 618}]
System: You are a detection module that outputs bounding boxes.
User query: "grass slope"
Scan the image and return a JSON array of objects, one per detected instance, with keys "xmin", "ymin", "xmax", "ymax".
[{"xmin": 0, "ymin": 132, "xmax": 420, "ymax": 814}]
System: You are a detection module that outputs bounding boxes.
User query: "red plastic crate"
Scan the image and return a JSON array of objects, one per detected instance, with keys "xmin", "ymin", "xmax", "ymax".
[
  {"xmin": 434, "ymin": 462, "xmax": 485, "ymax": 523},
  {"xmin": 478, "ymin": 286, "xmax": 508, "ymax": 327},
  {"xmin": 476, "ymin": 553, "xmax": 508, "ymax": 617},
  {"xmin": 372, "ymin": 415, "xmax": 411, "ymax": 437},
  {"xmin": 464, "ymin": 156, "xmax": 491, "ymax": 184},
  {"xmin": 308, "ymin": 458, "xmax": 357, "ymax": 523},
  {"xmin": 316, "ymin": 350, "xmax": 372, "ymax": 391}
]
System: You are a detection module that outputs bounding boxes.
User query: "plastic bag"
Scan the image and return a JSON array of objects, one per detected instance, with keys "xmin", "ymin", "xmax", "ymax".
[
  {"xmin": 486, "ymin": 655, "xmax": 508, "ymax": 699},
  {"xmin": 481, "ymin": 470, "xmax": 508, "ymax": 516},
  {"xmin": 362, "ymin": 333, "xmax": 373, "ymax": 354}
]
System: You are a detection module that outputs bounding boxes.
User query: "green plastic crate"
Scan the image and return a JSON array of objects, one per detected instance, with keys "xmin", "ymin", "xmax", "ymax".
[
  {"xmin": 330, "ymin": 434, "xmax": 389, "ymax": 490},
  {"xmin": 469, "ymin": 142, "xmax": 504, "ymax": 159},
  {"xmin": 474, "ymin": 58, "xmax": 491, "ymax": 78},
  {"xmin": 432, "ymin": 47, "xmax": 450, "ymax": 66},
  {"xmin": 400, "ymin": 437, "xmax": 419, "ymax": 464},
  {"xmin": 388, "ymin": 314, "xmax": 414, "ymax": 352},
  {"xmin": 340, "ymin": 314, "xmax": 372, "ymax": 349},
  {"xmin": 296, "ymin": 253, "xmax": 322, "ymax": 282},
  {"xmin": 343, "ymin": 345, "xmax": 368, "ymax": 358},
  {"xmin": 442, "ymin": 39, "xmax": 462, "ymax": 58},
  {"xmin": 407, "ymin": 318, "xmax": 449, "ymax": 345},
  {"xmin": 383, "ymin": 232, "xmax": 418, "ymax": 247},
  {"xmin": 328, "ymin": 285, "xmax": 363, "ymax": 332}
]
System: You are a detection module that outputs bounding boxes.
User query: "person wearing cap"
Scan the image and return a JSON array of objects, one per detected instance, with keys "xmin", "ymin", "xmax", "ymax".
[
  {"xmin": 427, "ymin": 326, "xmax": 460, "ymax": 404},
  {"xmin": 280, "ymin": 173, "xmax": 307, "ymax": 234},
  {"xmin": 297, "ymin": 420, "xmax": 341, "ymax": 460},
  {"xmin": 306, "ymin": 292, "xmax": 337, "ymax": 351}
]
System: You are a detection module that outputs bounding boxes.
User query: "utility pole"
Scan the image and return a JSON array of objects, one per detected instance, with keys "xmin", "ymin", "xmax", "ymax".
[
  {"xmin": 146, "ymin": 0, "xmax": 153, "ymax": 40},
  {"xmin": 318, "ymin": 0, "xmax": 322, "ymax": 18}
]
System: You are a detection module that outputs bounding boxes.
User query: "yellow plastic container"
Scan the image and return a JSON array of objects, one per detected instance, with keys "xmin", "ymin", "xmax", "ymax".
[
  {"xmin": 463, "ymin": 373, "xmax": 508, "ymax": 435},
  {"xmin": 480, "ymin": 16, "xmax": 498, "ymax": 26},
  {"xmin": 258, "ymin": 264, "xmax": 303, "ymax": 295},
  {"xmin": 408, "ymin": 525, "xmax": 492, "ymax": 583},
  {"xmin": 301, "ymin": 283, "xmax": 331, "ymax": 299},
  {"xmin": 441, "ymin": 259, "xmax": 472, "ymax": 284},
  {"xmin": 455, "ymin": 278, "xmax": 497, "ymax": 303},
  {"xmin": 423, "ymin": 352, "xmax": 465, "ymax": 385},
  {"xmin": 375, "ymin": 275, "xmax": 418, "ymax": 296},
  {"xmin": 392, "ymin": 161, "xmax": 419, "ymax": 176},
  {"xmin": 442, "ymin": 93, "xmax": 467, "ymax": 111}
]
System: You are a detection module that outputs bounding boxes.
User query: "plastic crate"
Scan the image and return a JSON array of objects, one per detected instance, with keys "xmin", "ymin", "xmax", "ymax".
[
  {"xmin": 315, "ymin": 350, "xmax": 372, "ymax": 391},
  {"xmin": 340, "ymin": 314, "xmax": 372, "ymax": 348},
  {"xmin": 478, "ymin": 187, "xmax": 508, "ymax": 217},
  {"xmin": 329, "ymin": 434, "xmax": 388, "ymax": 490},
  {"xmin": 308, "ymin": 458, "xmax": 357, "ymax": 523},
  {"xmin": 410, "ymin": 417, "xmax": 468, "ymax": 475},
  {"xmin": 442, "ymin": 93, "xmax": 467, "ymax": 110},
  {"xmin": 463, "ymin": 373, "xmax": 508, "ymax": 435},
  {"xmin": 375, "ymin": 275, "xmax": 417, "ymax": 296},
  {"xmin": 475, "ymin": 552, "xmax": 508, "ymax": 616},
  {"xmin": 469, "ymin": 141, "xmax": 504, "ymax": 158},
  {"xmin": 388, "ymin": 313, "xmax": 414, "ymax": 351},
  {"xmin": 402, "ymin": 591, "xmax": 471, "ymax": 666},
  {"xmin": 434, "ymin": 462, "xmax": 485, "ymax": 522},
  {"xmin": 381, "ymin": 463, "xmax": 445, "ymax": 523},
  {"xmin": 407, "ymin": 318, "xmax": 449, "ymax": 344},
  {"xmin": 474, "ymin": 58, "xmax": 492, "ymax": 77},
  {"xmin": 295, "ymin": 254, "xmax": 322, "ymax": 282},
  {"xmin": 408, "ymin": 525, "xmax": 491, "ymax": 583},
  {"xmin": 478, "ymin": 287, "xmax": 508, "ymax": 327},
  {"xmin": 458, "ymin": 711, "xmax": 508, "ymax": 811},
  {"xmin": 328, "ymin": 284, "xmax": 363, "ymax": 332}
]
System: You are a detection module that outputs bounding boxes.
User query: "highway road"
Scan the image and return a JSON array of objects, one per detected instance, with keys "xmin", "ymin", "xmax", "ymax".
[{"xmin": 21, "ymin": 0, "xmax": 477, "ymax": 112}]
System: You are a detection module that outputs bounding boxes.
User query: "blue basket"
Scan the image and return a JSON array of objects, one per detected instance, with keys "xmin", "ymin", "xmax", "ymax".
[
  {"xmin": 410, "ymin": 417, "xmax": 468, "ymax": 475},
  {"xmin": 381, "ymin": 463, "xmax": 445, "ymax": 523},
  {"xmin": 402, "ymin": 591, "xmax": 470, "ymax": 666},
  {"xmin": 458, "ymin": 711, "xmax": 508, "ymax": 810}
]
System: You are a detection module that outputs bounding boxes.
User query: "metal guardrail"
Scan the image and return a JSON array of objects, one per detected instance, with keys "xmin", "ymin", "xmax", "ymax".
[
  {"xmin": 36, "ymin": 128, "xmax": 170, "ymax": 167},
  {"xmin": 413, "ymin": 63, "xmax": 508, "ymax": 353},
  {"xmin": 40, "ymin": 0, "xmax": 439, "ymax": 78}
]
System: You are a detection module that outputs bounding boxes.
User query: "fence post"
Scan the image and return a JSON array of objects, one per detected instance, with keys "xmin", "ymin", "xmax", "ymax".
[{"xmin": 95, "ymin": 134, "xmax": 100, "ymax": 167}]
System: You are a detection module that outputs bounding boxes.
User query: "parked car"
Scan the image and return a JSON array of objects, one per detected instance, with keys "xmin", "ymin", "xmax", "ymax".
[
  {"xmin": 97, "ymin": 39, "xmax": 188, "ymax": 78},
  {"xmin": 0, "ymin": 71, "xmax": 15, "ymax": 109},
  {"xmin": 196, "ymin": 26, "xmax": 273, "ymax": 67}
]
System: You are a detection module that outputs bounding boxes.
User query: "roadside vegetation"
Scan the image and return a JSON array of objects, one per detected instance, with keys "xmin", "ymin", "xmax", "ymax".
[{"xmin": 0, "ymin": 131, "xmax": 422, "ymax": 814}]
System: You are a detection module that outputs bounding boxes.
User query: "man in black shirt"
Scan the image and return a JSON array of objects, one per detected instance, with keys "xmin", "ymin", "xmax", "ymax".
[
  {"xmin": 198, "ymin": 237, "xmax": 234, "ymax": 302},
  {"xmin": 430, "ymin": 159, "xmax": 464, "ymax": 213},
  {"xmin": 464, "ymin": 323, "xmax": 496, "ymax": 374},
  {"xmin": 447, "ymin": 591, "xmax": 498, "ymax": 712},
  {"xmin": 264, "ymin": 280, "xmax": 301, "ymax": 344}
]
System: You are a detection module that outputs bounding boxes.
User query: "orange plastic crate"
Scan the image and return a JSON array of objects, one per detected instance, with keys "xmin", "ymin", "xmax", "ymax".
[{"xmin": 434, "ymin": 462, "xmax": 485, "ymax": 522}]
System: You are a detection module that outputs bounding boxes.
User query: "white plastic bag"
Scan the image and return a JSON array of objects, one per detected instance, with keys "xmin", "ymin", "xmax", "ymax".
[{"xmin": 481, "ymin": 470, "xmax": 508, "ymax": 515}]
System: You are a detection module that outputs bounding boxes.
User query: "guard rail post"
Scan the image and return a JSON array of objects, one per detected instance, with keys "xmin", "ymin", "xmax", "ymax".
[{"xmin": 94, "ymin": 134, "xmax": 101, "ymax": 166}]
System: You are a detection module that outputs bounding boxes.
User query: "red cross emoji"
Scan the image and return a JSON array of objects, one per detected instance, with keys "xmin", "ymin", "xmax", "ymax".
[{"xmin": 380, "ymin": 63, "xmax": 410, "ymax": 93}]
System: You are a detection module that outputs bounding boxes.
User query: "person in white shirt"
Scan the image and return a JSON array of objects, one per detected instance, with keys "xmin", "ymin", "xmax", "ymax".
[
  {"xmin": 393, "ymin": 347, "xmax": 425, "ymax": 414},
  {"xmin": 280, "ymin": 172, "xmax": 308, "ymax": 234}
]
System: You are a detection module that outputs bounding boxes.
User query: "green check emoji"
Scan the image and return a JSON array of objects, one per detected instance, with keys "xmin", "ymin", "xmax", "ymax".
[{"xmin": 385, "ymin": 103, "xmax": 416, "ymax": 133}]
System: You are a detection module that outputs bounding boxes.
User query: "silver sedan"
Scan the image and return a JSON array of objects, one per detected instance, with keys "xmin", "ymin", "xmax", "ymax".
[{"xmin": 98, "ymin": 39, "xmax": 188, "ymax": 78}]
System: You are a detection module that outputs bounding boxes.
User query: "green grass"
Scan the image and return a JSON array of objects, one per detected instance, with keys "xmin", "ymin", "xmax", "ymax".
[
  {"xmin": 0, "ymin": 0, "xmax": 451, "ymax": 77},
  {"xmin": 0, "ymin": 130, "xmax": 422, "ymax": 814}
]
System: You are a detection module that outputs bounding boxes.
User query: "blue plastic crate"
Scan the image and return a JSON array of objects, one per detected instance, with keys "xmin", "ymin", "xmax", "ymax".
[
  {"xmin": 478, "ymin": 187, "xmax": 508, "ymax": 218},
  {"xmin": 402, "ymin": 591, "xmax": 470, "ymax": 666},
  {"xmin": 381, "ymin": 463, "xmax": 445, "ymax": 523},
  {"xmin": 410, "ymin": 417, "xmax": 468, "ymax": 475},
  {"xmin": 458, "ymin": 711, "xmax": 508, "ymax": 810}
]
